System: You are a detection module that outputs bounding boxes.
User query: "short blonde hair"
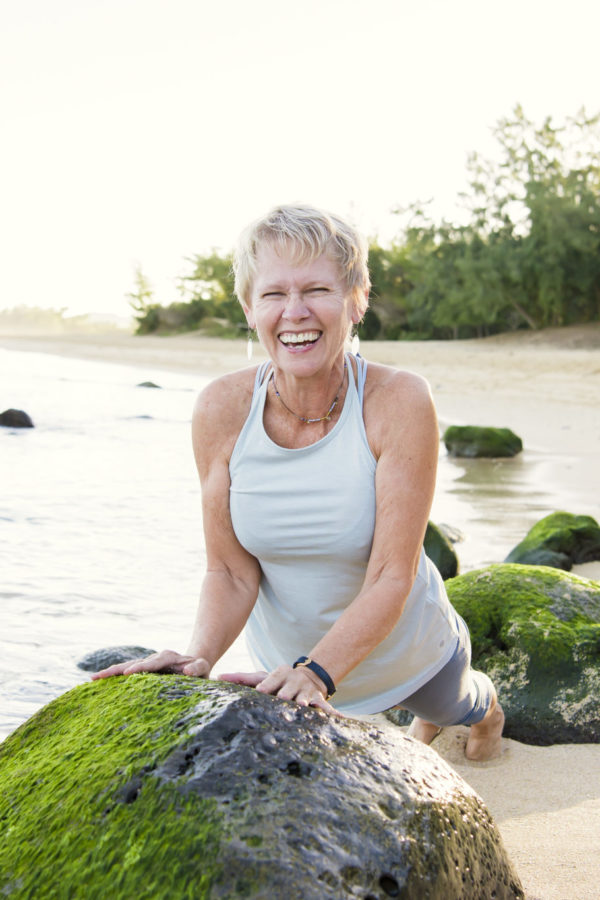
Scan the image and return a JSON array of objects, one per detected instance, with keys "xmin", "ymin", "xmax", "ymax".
[{"xmin": 233, "ymin": 204, "xmax": 370, "ymax": 313}]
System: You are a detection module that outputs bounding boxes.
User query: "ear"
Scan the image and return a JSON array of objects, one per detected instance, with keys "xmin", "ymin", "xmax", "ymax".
[
  {"xmin": 242, "ymin": 303, "xmax": 255, "ymax": 330},
  {"xmin": 351, "ymin": 288, "xmax": 369, "ymax": 324}
]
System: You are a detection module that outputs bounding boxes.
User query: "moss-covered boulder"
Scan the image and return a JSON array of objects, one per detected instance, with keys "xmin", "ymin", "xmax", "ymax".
[
  {"xmin": 505, "ymin": 511, "xmax": 600, "ymax": 571},
  {"xmin": 443, "ymin": 425, "xmax": 523, "ymax": 458},
  {"xmin": 0, "ymin": 677, "xmax": 524, "ymax": 899},
  {"xmin": 446, "ymin": 564, "xmax": 600, "ymax": 745},
  {"xmin": 424, "ymin": 521, "xmax": 459, "ymax": 579}
]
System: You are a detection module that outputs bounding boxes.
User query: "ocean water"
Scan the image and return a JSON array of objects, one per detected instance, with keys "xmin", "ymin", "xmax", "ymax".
[{"xmin": 0, "ymin": 346, "xmax": 592, "ymax": 742}]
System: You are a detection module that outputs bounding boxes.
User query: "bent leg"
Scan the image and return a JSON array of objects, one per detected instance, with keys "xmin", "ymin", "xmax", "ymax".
[{"xmin": 397, "ymin": 616, "xmax": 504, "ymax": 761}]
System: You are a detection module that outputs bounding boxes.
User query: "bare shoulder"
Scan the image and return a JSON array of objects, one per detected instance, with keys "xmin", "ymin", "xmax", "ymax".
[
  {"xmin": 361, "ymin": 361, "xmax": 438, "ymax": 458},
  {"xmin": 192, "ymin": 367, "xmax": 258, "ymax": 475}
]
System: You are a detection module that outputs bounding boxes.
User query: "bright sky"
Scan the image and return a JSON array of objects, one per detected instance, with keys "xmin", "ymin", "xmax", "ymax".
[{"xmin": 2, "ymin": 0, "xmax": 599, "ymax": 317}]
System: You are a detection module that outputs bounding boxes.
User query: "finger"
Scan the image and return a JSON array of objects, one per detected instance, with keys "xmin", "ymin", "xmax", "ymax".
[
  {"xmin": 181, "ymin": 658, "xmax": 211, "ymax": 677},
  {"xmin": 273, "ymin": 667, "xmax": 323, "ymax": 702},
  {"xmin": 121, "ymin": 649, "xmax": 191, "ymax": 676},
  {"xmin": 91, "ymin": 662, "xmax": 131, "ymax": 680},
  {"xmin": 219, "ymin": 670, "xmax": 268, "ymax": 687},
  {"xmin": 309, "ymin": 696, "xmax": 342, "ymax": 716},
  {"xmin": 256, "ymin": 667, "xmax": 291, "ymax": 694}
]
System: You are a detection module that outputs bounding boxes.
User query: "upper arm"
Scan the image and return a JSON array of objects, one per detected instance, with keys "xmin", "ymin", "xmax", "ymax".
[
  {"xmin": 363, "ymin": 368, "xmax": 439, "ymax": 588},
  {"xmin": 192, "ymin": 376, "xmax": 261, "ymax": 590}
]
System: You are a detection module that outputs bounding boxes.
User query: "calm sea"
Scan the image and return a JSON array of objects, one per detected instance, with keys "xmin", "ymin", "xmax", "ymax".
[{"xmin": 0, "ymin": 345, "xmax": 591, "ymax": 741}]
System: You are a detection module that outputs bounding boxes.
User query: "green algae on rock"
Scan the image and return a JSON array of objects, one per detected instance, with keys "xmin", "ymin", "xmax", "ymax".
[
  {"xmin": 0, "ymin": 676, "xmax": 222, "ymax": 900},
  {"xmin": 446, "ymin": 564, "xmax": 600, "ymax": 745},
  {"xmin": 424, "ymin": 521, "xmax": 459, "ymax": 580},
  {"xmin": 443, "ymin": 425, "xmax": 523, "ymax": 458},
  {"xmin": 0, "ymin": 676, "xmax": 524, "ymax": 899},
  {"xmin": 505, "ymin": 511, "xmax": 600, "ymax": 571}
]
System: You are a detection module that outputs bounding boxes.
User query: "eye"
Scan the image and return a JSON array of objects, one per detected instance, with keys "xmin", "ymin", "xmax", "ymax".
[
  {"xmin": 307, "ymin": 286, "xmax": 329, "ymax": 294},
  {"xmin": 262, "ymin": 291, "xmax": 284, "ymax": 299}
]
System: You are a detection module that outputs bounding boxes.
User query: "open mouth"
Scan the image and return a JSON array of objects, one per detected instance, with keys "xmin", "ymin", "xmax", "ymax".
[{"xmin": 278, "ymin": 330, "xmax": 322, "ymax": 348}]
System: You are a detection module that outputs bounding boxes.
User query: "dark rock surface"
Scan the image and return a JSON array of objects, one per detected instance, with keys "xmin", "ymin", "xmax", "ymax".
[
  {"xmin": 446, "ymin": 564, "xmax": 600, "ymax": 744},
  {"xmin": 137, "ymin": 380, "xmax": 161, "ymax": 389},
  {"xmin": 425, "ymin": 521, "xmax": 459, "ymax": 579},
  {"xmin": 0, "ymin": 408, "xmax": 34, "ymax": 428},
  {"xmin": 77, "ymin": 645, "xmax": 157, "ymax": 671},
  {"xmin": 505, "ymin": 511, "xmax": 600, "ymax": 571},
  {"xmin": 443, "ymin": 425, "xmax": 523, "ymax": 458},
  {"xmin": 0, "ymin": 677, "xmax": 523, "ymax": 899}
]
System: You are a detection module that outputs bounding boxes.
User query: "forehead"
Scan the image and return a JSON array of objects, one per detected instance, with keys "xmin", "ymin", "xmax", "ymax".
[{"xmin": 252, "ymin": 241, "xmax": 343, "ymax": 289}]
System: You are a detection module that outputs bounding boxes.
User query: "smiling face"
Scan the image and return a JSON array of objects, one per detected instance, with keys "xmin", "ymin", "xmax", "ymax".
[{"xmin": 245, "ymin": 242, "xmax": 362, "ymax": 376}]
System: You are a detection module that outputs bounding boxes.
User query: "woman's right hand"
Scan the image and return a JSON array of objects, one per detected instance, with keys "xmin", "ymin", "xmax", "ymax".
[{"xmin": 91, "ymin": 649, "xmax": 211, "ymax": 680}]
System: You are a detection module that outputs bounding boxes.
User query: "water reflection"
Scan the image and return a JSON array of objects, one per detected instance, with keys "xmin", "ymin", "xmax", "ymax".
[{"xmin": 431, "ymin": 449, "xmax": 590, "ymax": 573}]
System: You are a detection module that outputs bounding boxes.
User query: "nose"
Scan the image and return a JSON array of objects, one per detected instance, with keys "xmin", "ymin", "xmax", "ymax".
[{"xmin": 283, "ymin": 289, "xmax": 310, "ymax": 321}]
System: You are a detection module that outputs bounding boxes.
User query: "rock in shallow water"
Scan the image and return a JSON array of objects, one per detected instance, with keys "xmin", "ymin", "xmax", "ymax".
[
  {"xmin": 0, "ymin": 677, "xmax": 523, "ymax": 899},
  {"xmin": 77, "ymin": 645, "xmax": 157, "ymax": 671},
  {"xmin": 443, "ymin": 425, "xmax": 522, "ymax": 458},
  {"xmin": 447, "ymin": 563, "xmax": 600, "ymax": 745},
  {"xmin": 424, "ymin": 521, "xmax": 459, "ymax": 580},
  {"xmin": 505, "ymin": 511, "xmax": 600, "ymax": 570},
  {"xmin": 0, "ymin": 408, "xmax": 34, "ymax": 428}
]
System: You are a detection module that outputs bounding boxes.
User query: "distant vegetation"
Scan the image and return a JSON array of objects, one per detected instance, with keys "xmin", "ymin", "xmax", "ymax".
[
  {"xmin": 0, "ymin": 306, "xmax": 130, "ymax": 335},
  {"xmin": 130, "ymin": 107, "xmax": 600, "ymax": 340}
]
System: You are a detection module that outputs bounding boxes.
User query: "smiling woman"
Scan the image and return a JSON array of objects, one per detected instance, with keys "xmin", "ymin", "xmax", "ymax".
[{"xmin": 93, "ymin": 204, "xmax": 504, "ymax": 761}]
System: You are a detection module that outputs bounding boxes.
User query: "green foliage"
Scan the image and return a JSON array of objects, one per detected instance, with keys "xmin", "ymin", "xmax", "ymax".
[
  {"xmin": 130, "ymin": 107, "xmax": 600, "ymax": 339},
  {"xmin": 130, "ymin": 253, "xmax": 245, "ymax": 336}
]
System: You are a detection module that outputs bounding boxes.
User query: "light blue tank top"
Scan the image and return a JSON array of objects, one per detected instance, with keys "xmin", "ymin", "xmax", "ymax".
[{"xmin": 229, "ymin": 354, "xmax": 459, "ymax": 715}]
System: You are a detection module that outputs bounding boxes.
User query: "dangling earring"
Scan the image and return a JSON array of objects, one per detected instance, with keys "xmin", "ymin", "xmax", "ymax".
[
  {"xmin": 351, "ymin": 329, "xmax": 360, "ymax": 356},
  {"xmin": 247, "ymin": 329, "xmax": 254, "ymax": 361}
]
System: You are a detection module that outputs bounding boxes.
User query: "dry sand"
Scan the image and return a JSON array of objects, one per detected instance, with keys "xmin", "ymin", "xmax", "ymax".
[{"xmin": 2, "ymin": 324, "xmax": 600, "ymax": 899}]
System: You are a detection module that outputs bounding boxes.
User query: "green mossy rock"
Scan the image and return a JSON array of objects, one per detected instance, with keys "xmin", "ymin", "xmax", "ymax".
[
  {"xmin": 505, "ymin": 511, "xmax": 600, "ymax": 571},
  {"xmin": 446, "ymin": 564, "xmax": 600, "ymax": 745},
  {"xmin": 425, "ymin": 521, "xmax": 459, "ymax": 579},
  {"xmin": 0, "ymin": 676, "xmax": 524, "ymax": 899},
  {"xmin": 443, "ymin": 425, "xmax": 523, "ymax": 458}
]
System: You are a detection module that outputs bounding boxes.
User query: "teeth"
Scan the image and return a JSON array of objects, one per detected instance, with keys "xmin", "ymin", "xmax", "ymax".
[{"xmin": 280, "ymin": 331, "xmax": 320, "ymax": 344}]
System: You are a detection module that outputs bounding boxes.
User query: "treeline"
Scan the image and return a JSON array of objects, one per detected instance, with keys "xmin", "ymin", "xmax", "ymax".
[
  {"xmin": 130, "ymin": 107, "xmax": 600, "ymax": 340},
  {"xmin": 0, "ymin": 306, "xmax": 126, "ymax": 335}
]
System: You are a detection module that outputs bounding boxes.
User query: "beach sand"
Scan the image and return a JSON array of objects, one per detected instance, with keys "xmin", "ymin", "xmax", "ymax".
[{"xmin": 2, "ymin": 325, "xmax": 600, "ymax": 899}]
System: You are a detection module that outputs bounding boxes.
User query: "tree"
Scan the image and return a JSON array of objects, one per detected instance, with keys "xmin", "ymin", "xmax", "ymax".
[
  {"xmin": 180, "ymin": 251, "xmax": 245, "ymax": 327},
  {"xmin": 127, "ymin": 266, "xmax": 161, "ymax": 334}
]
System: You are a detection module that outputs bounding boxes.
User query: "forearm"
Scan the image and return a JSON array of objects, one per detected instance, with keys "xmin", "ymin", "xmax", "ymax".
[
  {"xmin": 306, "ymin": 573, "xmax": 414, "ymax": 687},
  {"xmin": 185, "ymin": 568, "xmax": 258, "ymax": 670}
]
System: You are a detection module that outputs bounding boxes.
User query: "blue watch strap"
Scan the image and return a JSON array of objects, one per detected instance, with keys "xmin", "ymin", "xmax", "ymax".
[{"xmin": 292, "ymin": 656, "xmax": 336, "ymax": 699}]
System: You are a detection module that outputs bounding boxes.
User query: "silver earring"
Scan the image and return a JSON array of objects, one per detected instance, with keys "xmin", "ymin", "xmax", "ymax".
[
  {"xmin": 247, "ymin": 331, "xmax": 254, "ymax": 360},
  {"xmin": 351, "ymin": 330, "xmax": 360, "ymax": 356}
]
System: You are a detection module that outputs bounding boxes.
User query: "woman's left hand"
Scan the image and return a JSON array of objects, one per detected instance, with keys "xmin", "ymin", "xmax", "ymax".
[{"xmin": 219, "ymin": 665, "xmax": 340, "ymax": 715}]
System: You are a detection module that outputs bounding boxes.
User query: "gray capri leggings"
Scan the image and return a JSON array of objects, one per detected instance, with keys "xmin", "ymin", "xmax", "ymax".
[{"xmin": 399, "ymin": 614, "xmax": 495, "ymax": 727}]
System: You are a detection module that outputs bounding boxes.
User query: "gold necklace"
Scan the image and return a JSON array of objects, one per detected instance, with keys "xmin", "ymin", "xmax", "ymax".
[{"xmin": 272, "ymin": 361, "xmax": 347, "ymax": 424}]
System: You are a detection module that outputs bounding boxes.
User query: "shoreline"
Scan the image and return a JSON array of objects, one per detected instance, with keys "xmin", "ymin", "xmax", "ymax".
[{"xmin": 3, "ymin": 326, "xmax": 600, "ymax": 898}]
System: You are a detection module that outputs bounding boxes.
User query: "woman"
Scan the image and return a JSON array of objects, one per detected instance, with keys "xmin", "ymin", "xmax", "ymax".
[{"xmin": 94, "ymin": 204, "xmax": 504, "ymax": 761}]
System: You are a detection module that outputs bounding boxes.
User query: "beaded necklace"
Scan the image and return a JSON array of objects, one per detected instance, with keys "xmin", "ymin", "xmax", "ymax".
[{"xmin": 272, "ymin": 360, "xmax": 347, "ymax": 425}]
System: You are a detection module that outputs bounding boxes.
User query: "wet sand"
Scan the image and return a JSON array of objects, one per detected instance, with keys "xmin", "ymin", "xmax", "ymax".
[{"xmin": 2, "ymin": 324, "xmax": 600, "ymax": 898}]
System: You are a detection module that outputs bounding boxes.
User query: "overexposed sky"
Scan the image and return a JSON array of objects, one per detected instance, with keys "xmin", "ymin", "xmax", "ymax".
[{"xmin": 2, "ymin": 0, "xmax": 599, "ymax": 317}]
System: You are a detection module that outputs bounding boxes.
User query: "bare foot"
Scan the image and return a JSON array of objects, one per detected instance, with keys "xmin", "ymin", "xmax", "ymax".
[
  {"xmin": 408, "ymin": 716, "xmax": 443, "ymax": 745},
  {"xmin": 465, "ymin": 701, "xmax": 505, "ymax": 761}
]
